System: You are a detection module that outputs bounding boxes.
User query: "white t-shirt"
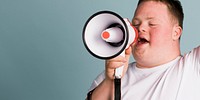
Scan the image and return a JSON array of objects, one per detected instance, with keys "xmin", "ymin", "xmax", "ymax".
[{"xmin": 88, "ymin": 46, "xmax": 200, "ymax": 100}]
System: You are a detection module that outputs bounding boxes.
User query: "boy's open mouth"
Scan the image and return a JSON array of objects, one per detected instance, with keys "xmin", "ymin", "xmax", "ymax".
[{"xmin": 138, "ymin": 37, "xmax": 149, "ymax": 44}]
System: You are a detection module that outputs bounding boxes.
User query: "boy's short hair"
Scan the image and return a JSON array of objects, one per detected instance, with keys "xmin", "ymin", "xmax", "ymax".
[{"xmin": 137, "ymin": 0, "xmax": 184, "ymax": 28}]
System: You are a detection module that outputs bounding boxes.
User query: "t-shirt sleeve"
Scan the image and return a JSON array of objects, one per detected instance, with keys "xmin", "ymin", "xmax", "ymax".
[
  {"xmin": 190, "ymin": 45, "xmax": 200, "ymax": 64},
  {"xmin": 184, "ymin": 45, "xmax": 200, "ymax": 72},
  {"xmin": 88, "ymin": 71, "xmax": 105, "ymax": 92}
]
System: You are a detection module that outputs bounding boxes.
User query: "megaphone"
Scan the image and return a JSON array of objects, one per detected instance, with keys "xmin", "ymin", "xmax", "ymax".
[{"xmin": 83, "ymin": 11, "xmax": 138, "ymax": 79}]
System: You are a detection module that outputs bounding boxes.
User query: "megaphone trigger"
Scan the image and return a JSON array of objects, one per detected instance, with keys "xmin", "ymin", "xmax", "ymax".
[{"xmin": 115, "ymin": 50, "xmax": 126, "ymax": 79}]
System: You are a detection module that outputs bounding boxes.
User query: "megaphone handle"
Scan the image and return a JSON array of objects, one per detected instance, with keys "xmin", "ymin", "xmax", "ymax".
[{"xmin": 115, "ymin": 51, "xmax": 125, "ymax": 79}]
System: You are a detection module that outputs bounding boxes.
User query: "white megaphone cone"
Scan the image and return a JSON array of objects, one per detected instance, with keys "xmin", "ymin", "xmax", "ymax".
[{"xmin": 83, "ymin": 11, "xmax": 138, "ymax": 79}]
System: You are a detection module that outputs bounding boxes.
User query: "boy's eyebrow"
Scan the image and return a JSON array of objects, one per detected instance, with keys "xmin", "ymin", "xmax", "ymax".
[
  {"xmin": 132, "ymin": 17, "xmax": 140, "ymax": 22},
  {"xmin": 133, "ymin": 16, "xmax": 160, "ymax": 22}
]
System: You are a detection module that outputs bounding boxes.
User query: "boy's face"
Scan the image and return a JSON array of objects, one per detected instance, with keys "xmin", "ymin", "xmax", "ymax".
[{"xmin": 131, "ymin": 1, "xmax": 180, "ymax": 68}]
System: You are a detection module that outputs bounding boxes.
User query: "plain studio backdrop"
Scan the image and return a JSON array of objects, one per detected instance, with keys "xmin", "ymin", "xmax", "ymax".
[{"xmin": 0, "ymin": 0, "xmax": 199, "ymax": 100}]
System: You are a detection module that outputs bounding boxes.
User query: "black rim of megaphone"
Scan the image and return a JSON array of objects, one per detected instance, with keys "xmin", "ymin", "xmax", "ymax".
[{"xmin": 82, "ymin": 10, "xmax": 129, "ymax": 60}]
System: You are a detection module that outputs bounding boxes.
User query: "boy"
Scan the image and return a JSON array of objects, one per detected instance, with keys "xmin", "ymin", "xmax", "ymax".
[{"xmin": 87, "ymin": 0, "xmax": 200, "ymax": 100}]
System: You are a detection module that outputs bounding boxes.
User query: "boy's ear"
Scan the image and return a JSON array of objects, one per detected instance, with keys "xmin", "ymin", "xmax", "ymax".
[{"xmin": 172, "ymin": 24, "xmax": 182, "ymax": 40}]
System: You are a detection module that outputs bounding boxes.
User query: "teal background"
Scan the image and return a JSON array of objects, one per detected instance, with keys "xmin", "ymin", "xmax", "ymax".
[{"xmin": 0, "ymin": 0, "xmax": 199, "ymax": 100}]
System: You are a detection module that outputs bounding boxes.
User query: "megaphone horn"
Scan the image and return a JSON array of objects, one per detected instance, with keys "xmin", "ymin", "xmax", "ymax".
[{"xmin": 83, "ymin": 10, "xmax": 138, "ymax": 78}]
